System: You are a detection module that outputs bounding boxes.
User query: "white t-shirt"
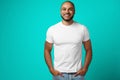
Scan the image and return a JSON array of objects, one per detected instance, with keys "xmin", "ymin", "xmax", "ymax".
[{"xmin": 46, "ymin": 21, "xmax": 90, "ymax": 73}]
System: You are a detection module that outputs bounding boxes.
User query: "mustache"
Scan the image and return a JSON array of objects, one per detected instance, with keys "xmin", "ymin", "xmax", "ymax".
[
  {"xmin": 64, "ymin": 13, "xmax": 70, "ymax": 15},
  {"xmin": 60, "ymin": 14, "xmax": 74, "ymax": 21}
]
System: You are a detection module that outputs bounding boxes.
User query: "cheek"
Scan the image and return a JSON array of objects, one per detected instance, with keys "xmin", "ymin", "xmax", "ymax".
[
  {"xmin": 70, "ymin": 11, "xmax": 74, "ymax": 15},
  {"xmin": 61, "ymin": 11, "xmax": 65, "ymax": 15}
]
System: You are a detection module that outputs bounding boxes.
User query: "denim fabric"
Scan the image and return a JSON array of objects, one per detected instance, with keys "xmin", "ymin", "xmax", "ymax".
[{"xmin": 53, "ymin": 73, "xmax": 84, "ymax": 80}]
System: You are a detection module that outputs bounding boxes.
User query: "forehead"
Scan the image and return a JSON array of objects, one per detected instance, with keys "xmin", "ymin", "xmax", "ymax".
[{"xmin": 61, "ymin": 2, "xmax": 74, "ymax": 8}]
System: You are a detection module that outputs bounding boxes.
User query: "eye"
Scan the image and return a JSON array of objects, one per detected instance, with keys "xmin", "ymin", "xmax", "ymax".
[
  {"xmin": 69, "ymin": 8, "xmax": 74, "ymax": 11},
  {"xmin": 62, "ymin": 8, "xmax": 66, "ymax": 11}
]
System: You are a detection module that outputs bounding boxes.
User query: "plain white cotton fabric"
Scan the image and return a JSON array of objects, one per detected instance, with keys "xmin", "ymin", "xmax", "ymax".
[{"xmin": 46, "ymin": 21, "xmax": 90, "ymax": 73}]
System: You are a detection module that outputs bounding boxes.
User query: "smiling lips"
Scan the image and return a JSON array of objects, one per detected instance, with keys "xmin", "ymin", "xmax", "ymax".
[{"xmin": 64, "ymin": 13, "xmax": 71, "ymax": 17}]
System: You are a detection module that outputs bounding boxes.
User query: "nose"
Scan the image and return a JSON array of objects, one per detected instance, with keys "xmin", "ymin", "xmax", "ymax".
[{"xmin": 65, "ymin": 9, "xmax": 69, "ymax": 13}]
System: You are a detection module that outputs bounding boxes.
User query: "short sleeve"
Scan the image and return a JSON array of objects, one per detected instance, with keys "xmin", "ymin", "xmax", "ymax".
[
  {"xmin": 83, "ymin": 26, "xmax": 90, "ymax": 42},
  {"xmin": 46, "ymin": 28, "xmax": 54, "ymax": 43}
]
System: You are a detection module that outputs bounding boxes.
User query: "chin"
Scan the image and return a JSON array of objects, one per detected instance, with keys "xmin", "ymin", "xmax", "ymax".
[
  {"xmin": 63, "ymin": 18, "xmax": 72, "ymax": 21},
  {"xmin": 63, "ymin": 17, "xmax": 72, "ymax": 21}
]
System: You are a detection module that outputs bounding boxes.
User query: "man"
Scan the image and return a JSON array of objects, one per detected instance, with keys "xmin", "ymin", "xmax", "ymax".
[{"xmin": 44, "ymin": 1, "xmax": 92, "ymax": 80}]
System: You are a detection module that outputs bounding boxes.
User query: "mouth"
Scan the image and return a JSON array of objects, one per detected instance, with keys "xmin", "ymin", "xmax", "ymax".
[{"xmin": 64, "ymin": 14, "xmax": 70, "ymax": 17}]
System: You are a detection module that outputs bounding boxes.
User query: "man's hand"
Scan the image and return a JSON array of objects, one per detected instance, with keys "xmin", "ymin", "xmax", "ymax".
[
  {"xmin": 74, "ymin": 67, "xmax": 88, "ymax": 76},
  {"xmin": 50, "ymin": 68, "xmax": 63, "ymax": 77}
]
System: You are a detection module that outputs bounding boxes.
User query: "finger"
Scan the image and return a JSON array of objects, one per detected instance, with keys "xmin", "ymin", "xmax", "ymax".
[
  {"xmin": 74, "ymin": 72, "xmax": 80, "ymax": 77},
  {"xmin": 57, "ymin": 71, "xmax": 64, "ymax": 77},
  {"xmin": 74, "ymin": 69, "xmax": 83, "ymax": 77},
  {"xmin": 79, "ymin": 71, "xmax": 85, "ymax": 76},
  {"xmin": 59, "ymin": 72, "xmax": 64, "ymax": 77}
]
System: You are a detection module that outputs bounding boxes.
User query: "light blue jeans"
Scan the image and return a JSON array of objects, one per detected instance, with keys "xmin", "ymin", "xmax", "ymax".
[{"xmin": 53, "ymin": 73, "xmax": 84, "ymax": 80}]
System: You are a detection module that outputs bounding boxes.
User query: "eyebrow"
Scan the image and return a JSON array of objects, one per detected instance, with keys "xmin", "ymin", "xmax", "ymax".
[{"xmin": 61, "ymin": 7, "xmax": 74, "ymax": 10}]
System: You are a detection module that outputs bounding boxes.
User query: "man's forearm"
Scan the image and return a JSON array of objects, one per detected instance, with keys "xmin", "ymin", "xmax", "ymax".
[
  {"xmin": 83, "ymin": 49, "xmax": 92, "ymax": 69},
  {"xmin": 74, "ymin": 48, "xmax": 92, "ymax": 76},
  {"xmin": 44, "ymin": 50, "xmax": 54, "ymax": 71}
]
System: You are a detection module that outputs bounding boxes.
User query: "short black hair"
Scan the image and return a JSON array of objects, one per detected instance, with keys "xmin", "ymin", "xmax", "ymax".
[{"xmin": 61, "ymin": 1, "xmax": 75, "ymax": 10}]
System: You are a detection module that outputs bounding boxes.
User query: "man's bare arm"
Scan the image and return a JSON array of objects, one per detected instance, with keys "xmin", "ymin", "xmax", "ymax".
[
  {"xmin": 75, "ymin": 40, "xmax": 92, "ymax": 76},
  {"xmin": 83, "ymin": 39, "xmax": 92, "ymax": 70},
  {"xmin": 44, "ymin": 41, "xmax": 53, "ymax": 71},
  {"xmin": 44, "ymin": 41, "xmax": 62, "ymax": 76}
]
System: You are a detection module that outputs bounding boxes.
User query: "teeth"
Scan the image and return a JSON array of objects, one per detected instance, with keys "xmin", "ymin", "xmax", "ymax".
[{"xmin": 64, "ymin": 14, "xmax": 70, "ymax": 16}]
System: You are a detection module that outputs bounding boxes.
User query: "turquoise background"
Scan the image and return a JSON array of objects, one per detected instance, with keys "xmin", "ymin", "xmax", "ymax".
[{"xmin": 0, "ymin": 0, "xmax": 120, "ymax": 80}]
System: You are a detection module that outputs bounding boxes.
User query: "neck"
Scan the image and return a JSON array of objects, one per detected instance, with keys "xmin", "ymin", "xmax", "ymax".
[{"xmin": 62, "ymin": 20, "xmax": 74, "ymax": 26}]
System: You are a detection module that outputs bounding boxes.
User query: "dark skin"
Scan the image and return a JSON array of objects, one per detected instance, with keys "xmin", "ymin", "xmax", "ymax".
[
  {"xmin": 44, "ymin": 40, "xmax": 92, "ymax": 77},
  {"xmin": 44, "ymin": 1, "xmax": 92, "ymax": 77},
  {"xmin": 75, "ymin": 40, "xmax": 92, "ymax": 76},
  {"xmin": 44, "ymin": 42, "xmax": 63, "ymax": 77}
]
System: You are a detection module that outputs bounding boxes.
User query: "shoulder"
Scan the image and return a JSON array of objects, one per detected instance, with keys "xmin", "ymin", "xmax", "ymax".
[
  {"xmin": 47, "ymin": 22, "xmax": 61, "ymax": 31},
  {"xmin": 74, "ymin": 22, "xmax": 88, "ymax": 30}
]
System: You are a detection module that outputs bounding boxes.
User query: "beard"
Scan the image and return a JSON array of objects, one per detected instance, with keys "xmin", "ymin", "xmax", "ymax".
[{"xmin": 61, "ymin": 14, "xmax": 74, "ymax": 22}]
